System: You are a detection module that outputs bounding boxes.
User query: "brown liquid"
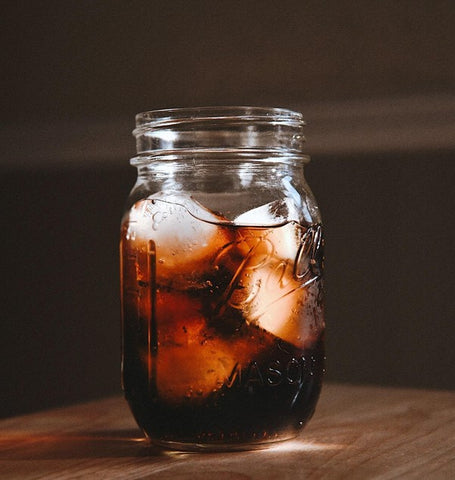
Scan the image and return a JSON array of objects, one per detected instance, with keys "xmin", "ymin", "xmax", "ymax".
[{"xmin": 120, "ymin": 197, "xmax": 324, "ymax": 448}]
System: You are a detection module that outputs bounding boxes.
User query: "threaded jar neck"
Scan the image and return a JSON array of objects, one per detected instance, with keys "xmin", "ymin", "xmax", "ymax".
[{"xmin": 132, "ymin": 106, "xmax": 307, "ymax": 164}]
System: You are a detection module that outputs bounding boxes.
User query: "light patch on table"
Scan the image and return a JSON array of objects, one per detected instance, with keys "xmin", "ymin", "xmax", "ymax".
[{"xmin": 267, "ymin": 440, "xmax": 344, "ymax": 452}]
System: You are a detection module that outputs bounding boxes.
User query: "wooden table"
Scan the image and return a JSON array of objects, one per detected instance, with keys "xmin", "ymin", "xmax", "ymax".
[{"xmin": 1, "ymin": 383, "xmax": 454, "ymax": 479}]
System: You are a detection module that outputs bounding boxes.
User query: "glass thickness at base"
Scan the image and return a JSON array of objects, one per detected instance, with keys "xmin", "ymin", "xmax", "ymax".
[{"xmin": 146, "ymin": 434, "xmax": 299, "ymax": 453}]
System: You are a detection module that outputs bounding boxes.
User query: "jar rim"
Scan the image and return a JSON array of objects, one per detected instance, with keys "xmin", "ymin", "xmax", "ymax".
[{"xmin": 135, "ymin": 106, "xmax": 304, "ymax": 130}]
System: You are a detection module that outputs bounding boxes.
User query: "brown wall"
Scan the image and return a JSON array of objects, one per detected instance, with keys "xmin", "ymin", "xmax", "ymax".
[{"xmin": 3, "ymin": 1, "xmax": 455, "ymax": 120}]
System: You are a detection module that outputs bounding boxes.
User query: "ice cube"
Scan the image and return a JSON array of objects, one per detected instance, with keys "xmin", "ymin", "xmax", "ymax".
[
  {"xmin": 125, "ymin": 193, "xmax": 234, "ymax": 288},
  {"xmin": 234, "ymin": 199, "xmax": 302, "ymax": 261},
  {"xmin": 234, "ymin": 198, "xmax": 301, "ymax": 226},
  {"xmin": 227, "ymin": 221, "xmax": 323, "ymax": 349},
  {"xmin": 147, "ymin": 290, "xmax": 268, "ymax": 404},
  {"xmin": 243, "ymin": 269, "xmax": 323, "ymax": 350}
]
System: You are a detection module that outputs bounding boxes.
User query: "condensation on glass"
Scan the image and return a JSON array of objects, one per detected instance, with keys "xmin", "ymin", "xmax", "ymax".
[{"xmin": 120, "ymin": 107, "xmax": 325, "ymax": 451}]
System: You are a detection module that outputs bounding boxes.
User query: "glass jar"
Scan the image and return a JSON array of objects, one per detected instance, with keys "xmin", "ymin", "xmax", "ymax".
[{"xmin": 120, "ymin": 107, "xmax": 325, "ymax": 451}]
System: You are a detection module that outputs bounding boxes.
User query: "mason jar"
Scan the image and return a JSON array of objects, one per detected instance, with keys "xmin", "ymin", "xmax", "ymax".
[{"xmin": 120, "ymin": 106, "xmax": 325, "ymax": 451}]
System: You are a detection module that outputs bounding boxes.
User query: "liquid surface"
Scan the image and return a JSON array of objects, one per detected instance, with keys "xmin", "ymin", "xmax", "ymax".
[{"xmin": 120, "ymin": 194, "xmax": 325, "ymax": 447}]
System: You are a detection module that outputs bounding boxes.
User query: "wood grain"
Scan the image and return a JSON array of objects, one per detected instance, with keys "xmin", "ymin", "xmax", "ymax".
[{"xmin": 1, "ymin": 383, "xmax": 454, "ymax": 479}]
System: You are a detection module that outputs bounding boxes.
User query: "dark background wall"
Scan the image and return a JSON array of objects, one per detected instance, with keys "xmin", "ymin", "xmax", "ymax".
[
  {"xmin": 1, "ymin": 1, "xmax": 454, "ymax": 418},
  {"xmin": 3, "ymin": 0, "xmax": 455, "ymax": 120}
]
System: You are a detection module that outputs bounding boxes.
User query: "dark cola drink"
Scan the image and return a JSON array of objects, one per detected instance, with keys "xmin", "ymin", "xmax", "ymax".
[{"xmin": 120, "ymin": 193, "xmax": 325, "ymax": 450}]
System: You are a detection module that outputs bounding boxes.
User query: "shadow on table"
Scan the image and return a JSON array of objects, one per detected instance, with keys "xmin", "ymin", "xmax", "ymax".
[{"xmin": 2, "ymin": 429, "xmax": 166, "ymax": 460}]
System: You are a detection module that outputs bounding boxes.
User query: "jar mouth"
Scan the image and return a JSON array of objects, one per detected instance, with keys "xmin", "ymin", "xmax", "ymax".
[
  {"xmin": 135, "ymin": 106, "xmax": 304, "ymax": 131},
  {"xmin": 133, "ymin": 106, "xmax": 306, "ymax": 157}
]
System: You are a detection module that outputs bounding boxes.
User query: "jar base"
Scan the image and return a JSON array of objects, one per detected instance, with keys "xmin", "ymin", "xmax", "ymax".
[{"xmin": 147, "ymin": 434, "xmax": 299, "ymax": 453}]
